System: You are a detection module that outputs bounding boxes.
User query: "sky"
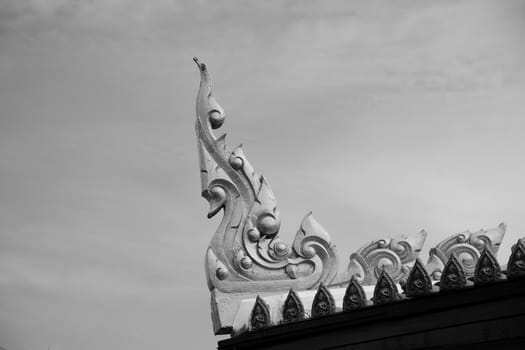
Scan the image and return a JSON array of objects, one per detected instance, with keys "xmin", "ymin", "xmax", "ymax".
[{"xmin": 1, "ymin": 0, "xmax": 525, "ymax": 349}]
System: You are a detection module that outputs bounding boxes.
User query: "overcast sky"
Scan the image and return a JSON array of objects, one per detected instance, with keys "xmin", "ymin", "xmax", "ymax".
[{"xmin": 1, "ymin": 1, "xmax": 525, "ymax": 349}]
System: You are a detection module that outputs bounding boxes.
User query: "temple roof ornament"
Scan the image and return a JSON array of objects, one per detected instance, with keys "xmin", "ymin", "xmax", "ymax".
[
  {"xmin": 507, "ymin": 239, "xmax": 525, "ymax": 280},
  {"xmin": 372, "ymin": 269, "xmax": 400, "ymax": 305},
  {"xmin": 311, "ymin": 283, "xmax": 336, "ymax": 318},
  {"xmin": 194, "ymin": 57, "xmax": 338, "ymax": 297},
  {"xmin": 282, "ymin": 289, "xmax": 305, "ymax": 324},
  {"xmin": 473, "ymin": 248, "xmax": 501, "ymax": 285},
  {"xmin": 192, "ymin": 58, "xmax": 515, "ymax": 336},
  {"xmin": 404, "ymin": 258, "xmax": 432, "ymax": 297},
  {"xmin": 343, "ymin": 230, "xmax": 427, "ymax": 286},
  {"xmin": 439, "ymin": 254, "xmax": 467, "ymax": 291},
  {"xmin": 250, "ymin": 296, "xmax": 271, "ymax": 331},
  {"xmin": 426, "ymin": 223, "xmax": 506, "ymax": 280},
  {"xmin": 343, "ymin": 276, "xmax": 367, "ymax": 311}
]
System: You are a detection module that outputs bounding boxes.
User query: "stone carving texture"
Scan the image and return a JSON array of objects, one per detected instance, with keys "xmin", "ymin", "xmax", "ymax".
[
  {"xmin": 194, "ymin": 58, "xmax": 339, "ymax": 295},
  {"xmin": 404, "ymin": 258, "xmax": 432, "ymax": 297},
  {"xmin": 250, "ymin": 296, "xmax": 271, "ymax": 331},
  {"xmin": 311, "ymin": 283, "xmax": 335, "ymax": 318},
  {"xmin": 346, "ymin": 231, "xmax": 428, "ymax": 285},
  {"xmin": 474, "ymin": 249, "xmax": 501, "ymax": 286},
  {"xmin": 439, "ymin": 254, "xmax": 467, "ymax": 291},
  {"xmin": 373, "ymin": 270, "xmax": 400, "ymax": 305},
  {"xmin": 343, "ymin": 276, "xmax": 367, "ymax": 311},
  {"xmin": 426, "ymin": 223, "xmax": 506, "ymax": 280},
  {"xmin": 282, "ymin": 289, "xmax": 305, "ymax": 323},
  {"xmin": 507, "ymin": 239, "xmax": 525, "ymax": 280}
]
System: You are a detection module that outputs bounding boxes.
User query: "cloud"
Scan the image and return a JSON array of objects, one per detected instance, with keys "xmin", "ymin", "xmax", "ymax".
[{"xmin": 1, "ymin": 1, "xmax": 525, "ymax": 349}]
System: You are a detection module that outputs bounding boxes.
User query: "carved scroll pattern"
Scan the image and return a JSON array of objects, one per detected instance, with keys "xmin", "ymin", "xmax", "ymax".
[
  {"xmin": 194, "ymin": 58, "xmax": 338, "ymax": 293},
  {"xmin": 426, "ymin": 223, "xmax": 506, "ymax": 280},
  {"xmin": 345, "ymin": 230, "xmax": 428, "ymax": 285}
]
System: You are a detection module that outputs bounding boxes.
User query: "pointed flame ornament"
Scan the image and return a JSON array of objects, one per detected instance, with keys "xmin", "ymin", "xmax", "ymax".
[
  {"xmin": 404, "ymin": 258, "xmax": 432, "ymax": 297},
  {"xmin": 311, "ymin": 283, "xmax": 336, "ymax": 318},
  {"xmin": 282, "ymin": 289, "xmax": 305, "ymax": 323},
  {"xmin": 439, "ymin": 254, "xmax": 467, "ymax": 291},
  {"xmin": 473, "ymin": 248, "xmax": 501, "ymax": 285},
  {"xmin": 507, "ymin": 239, "xmax": 525, "ymax": 280},
  {"xmin": 250, "ymin": 296, "xmax": 271, "ymax": 331},
  {"xmin": 343, "ymin": 276, "xmax": 367, "ymax": 311},
  {"xmin": 373, "ymin": 269, "xmax": 400, "ymax": 305}
]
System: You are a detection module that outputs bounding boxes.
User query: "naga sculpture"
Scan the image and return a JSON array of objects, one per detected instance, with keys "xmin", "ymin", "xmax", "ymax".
[
  {"xmin": 192, "ymin": 58, "xmax": 506, "ymax": 335},
  {"xmin": 195, "ymin": 56, "xmax": 339, "ymax": 295}
]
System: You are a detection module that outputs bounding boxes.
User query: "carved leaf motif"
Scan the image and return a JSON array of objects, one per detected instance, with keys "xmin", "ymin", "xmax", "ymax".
[
  {"xmin": 346, "ymin": 230, "xmax": 427, "ymax": 286},
  {"xmin": 426, "ymin": 224, "xmax": 506, "ymax": 280},
  {"xmin": 474, "ymin": 249, "xmax": 501, "ymax": 286},
  {"xmin": 282, "ymin": 289, "xmax": 304, "ymax": 323},
  {"xmin": 311, "ymin": 283, "xmax": 335, "ymax": 318},
  {"xmin": 343, "ymin": 276, "xmax": 366, "ymax": 311},
  {"xmin": 439, "ymin": 254, "xmax": 467, "ymax": 291},
  {"xmin": 372, "ymin": 269, "xmax": 400, "ymax": 305},
  {"xmin": 507, "ymin": 239, "xmax": 525, "ymax": 280},
  {"xmin": 250, "ymin": 296, "xmax": 271, "ymax": 331},
  {"xmin": 405, "ymin": 258, "xmax": 432, "ymax": 297}
]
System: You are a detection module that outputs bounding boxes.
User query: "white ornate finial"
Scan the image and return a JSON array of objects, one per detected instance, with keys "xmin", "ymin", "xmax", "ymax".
[{"xmin": 194, "ymin": 59, "xmax": 339, "ymax": 333}]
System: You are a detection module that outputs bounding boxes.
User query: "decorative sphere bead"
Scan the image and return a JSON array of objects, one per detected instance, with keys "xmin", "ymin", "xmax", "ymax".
[
  {"xmin": 377, "ymin": 258, "xmax": 393, "ymax": 270},
  {"xmin": 240, "ymin": 257, "xmax": 253, "ymax": 269},
  {"xmin": 216, "ymin": 268, "xmax": 229, "ymax": 280},
  {"xmin": 210, "ymin": 186, "xmax": 225, "ymax": 199},
  {"xmin": 247, "ymin": 228, "xmax": 260, "ymax": 242},
  {"xmin": 209, "ymin": 110, "xmax": 224, "ymax": 129},
  {"xmin": 229, "ymin": 156, "xmax": 244, "ymax": 170},
  {"xmin": 274, "ymin": 242, "xmax": 289, "ymax": 257},
  {"xmin": 257, "ymin": 215, "xmax": 280, "ymax": 236},
  {"xmin": 303, "ymin": 246, "xmax": 316, "ymax": 258}
]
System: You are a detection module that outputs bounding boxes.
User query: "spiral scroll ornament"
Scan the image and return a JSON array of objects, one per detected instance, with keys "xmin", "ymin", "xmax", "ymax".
[
  {"xmin": 426, "ymin": 223, "xmax": 506, "ymax": 280},
  {"xmin": 344, "ymin": 230, "xmax": 427, "ymax": 285}
]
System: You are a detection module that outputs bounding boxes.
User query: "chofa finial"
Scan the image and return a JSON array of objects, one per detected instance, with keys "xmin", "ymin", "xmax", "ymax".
[{"xmin": 194, "ymin": 58, "xmax": 339, "ymax": 333}]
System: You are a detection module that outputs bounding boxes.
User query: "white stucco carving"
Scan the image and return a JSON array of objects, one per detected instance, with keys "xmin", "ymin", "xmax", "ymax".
[{"xmin": 192, "ymin": 58, "xmax": 505, "ymax": 335}]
